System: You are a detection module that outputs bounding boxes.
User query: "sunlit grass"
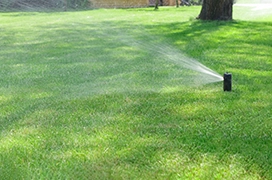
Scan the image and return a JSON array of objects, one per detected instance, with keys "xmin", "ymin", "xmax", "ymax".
[{"xmin": 1, "ymin": 6, "xmax": 272, "ymax": 179}]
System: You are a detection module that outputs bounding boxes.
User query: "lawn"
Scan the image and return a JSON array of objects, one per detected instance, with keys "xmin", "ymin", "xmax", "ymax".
[{"xmin": 0, "ymin": 5, "xmax": 272, "ymax": 179}]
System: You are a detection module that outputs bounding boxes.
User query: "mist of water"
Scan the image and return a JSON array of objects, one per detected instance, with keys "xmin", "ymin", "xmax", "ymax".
[
  {"xmin": 69, "ymin": 23, "xmax": 225, "ymax": 97},
  {"xmin": 107, "ymin": 25, "xmax": 224, "ymax": 83},
  {"xmin": 64, "ymin": 24, "xmax": 225, "ymax": 98},
  {"xmin": 147, "ymin": 42, "xmax": 224, "ymax": 82}
]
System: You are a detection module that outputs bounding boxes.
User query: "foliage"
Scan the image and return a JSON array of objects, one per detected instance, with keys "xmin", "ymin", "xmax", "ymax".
[
  {"xmin": 190, "ymin": 0, "xmax": 203, "ymax": 5},
  {"xmin": 180, "ymin": 0, "xmax": 203, "ymax": 6},
  {"xmin": 0, "ymin": 0, "xmax": 90, "ymax": 10}
]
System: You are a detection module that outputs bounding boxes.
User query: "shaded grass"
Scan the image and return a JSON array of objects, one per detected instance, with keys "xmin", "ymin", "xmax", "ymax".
[{"xmin": 1, "ymin": 6, "xmax": 272, "ymax": 179}]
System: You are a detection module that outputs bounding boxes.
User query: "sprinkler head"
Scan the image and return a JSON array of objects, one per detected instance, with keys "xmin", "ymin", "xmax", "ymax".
[{"xmin": 223, "ymin": 72, "xmax": 232, "ymax": 91}]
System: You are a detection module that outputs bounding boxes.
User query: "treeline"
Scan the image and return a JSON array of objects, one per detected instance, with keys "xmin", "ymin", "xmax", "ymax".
[{"xmin": 0, "ymin": 0, "xmax": 90, "ymax": 10}]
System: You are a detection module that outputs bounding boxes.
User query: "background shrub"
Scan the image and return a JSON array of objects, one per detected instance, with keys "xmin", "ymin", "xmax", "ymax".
[{"xmin": 0, "ymin": 0, "xmax": 90, "ymax": 10}]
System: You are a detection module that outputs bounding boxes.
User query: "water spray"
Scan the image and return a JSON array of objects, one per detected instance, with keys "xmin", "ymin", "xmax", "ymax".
[{"xmin": 223, "ymin": 72, "xmax": 232, "ymax": 91}]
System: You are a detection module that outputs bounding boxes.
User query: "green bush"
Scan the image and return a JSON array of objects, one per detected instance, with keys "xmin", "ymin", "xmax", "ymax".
[
  {"xmin": 0, "ymin": 0, "xmax": 90, "ymax": 10},
  {"xmin": 191, "ymin": 0, "xmax": 203, "ymax": 5}
]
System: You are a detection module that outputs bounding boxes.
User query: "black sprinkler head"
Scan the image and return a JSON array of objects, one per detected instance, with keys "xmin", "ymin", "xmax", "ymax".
[{"xmin": 223, "ymin": 72, "xmax": 232, "ymax": 91}]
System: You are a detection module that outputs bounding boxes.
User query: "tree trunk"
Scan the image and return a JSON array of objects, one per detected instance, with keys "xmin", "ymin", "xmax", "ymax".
[
  {"xmin": 155, "ymin": 0, "xmax": 159, "ymax": 9},
  {"xmin": 198, "ymin": 0, "xmax": 233, "ymax": 20}
]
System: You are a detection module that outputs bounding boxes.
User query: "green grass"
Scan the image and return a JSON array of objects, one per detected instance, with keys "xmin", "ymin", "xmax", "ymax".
[{"xmin": 1, "ymin": 6, "xmax": 272, "ymax": 179}]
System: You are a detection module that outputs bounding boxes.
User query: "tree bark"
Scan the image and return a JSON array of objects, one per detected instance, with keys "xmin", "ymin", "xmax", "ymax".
[
  {"xmin": 155, "ymin": 0, "xmax": 159, "ymax": 9},
  {"xmin": 198, "ymin": 0, "xmax": 233, "ymax": 20}
]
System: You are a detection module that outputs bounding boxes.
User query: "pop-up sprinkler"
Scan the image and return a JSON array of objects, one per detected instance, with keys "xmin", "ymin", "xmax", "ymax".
[{"xmin": 223, "ymin": 72, "xmax": 232, "ymax": 91}]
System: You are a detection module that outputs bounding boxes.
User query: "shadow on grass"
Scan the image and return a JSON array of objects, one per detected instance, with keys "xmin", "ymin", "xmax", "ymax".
[
  {"xmin": 1, "ymin": 88, "xmax": 271, "ymax": 178},
  {"xmin": 1, "ymin": 16, "xmax": 272, "ymax": 179},
  {"xmin": 163, "ymin": 20, "xmax": 272, "ymax": 70}
]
